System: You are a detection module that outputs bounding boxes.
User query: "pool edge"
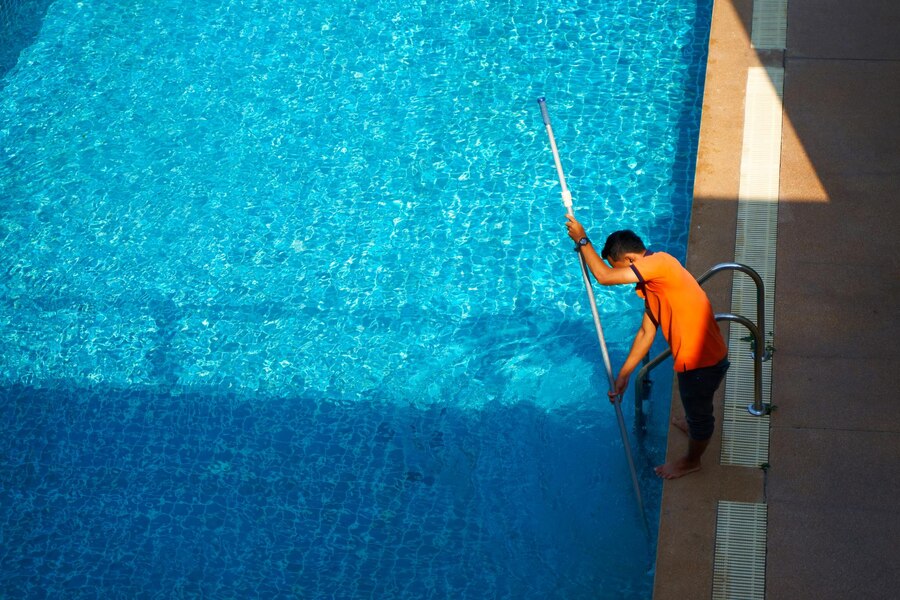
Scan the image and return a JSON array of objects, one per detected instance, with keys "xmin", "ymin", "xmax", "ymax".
[{"xmin": 652, "ymin": 0, "xmax": 771, "ymax": 598}]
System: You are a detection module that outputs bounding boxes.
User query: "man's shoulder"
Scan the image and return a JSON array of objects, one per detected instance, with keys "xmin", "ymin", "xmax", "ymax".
[
  {"xmin": 646, "ymin": 250, "xmax": 679, "ymax": 263},
  {"xmin": 636, "ymin": 251, "xmax": 683, "ymax": 275}
]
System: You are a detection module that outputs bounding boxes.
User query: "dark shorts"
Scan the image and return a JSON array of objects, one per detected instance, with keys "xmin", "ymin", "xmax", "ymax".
[{"xmin": 676, "ymin": 358, "xmax": 730, "ymax": 441}]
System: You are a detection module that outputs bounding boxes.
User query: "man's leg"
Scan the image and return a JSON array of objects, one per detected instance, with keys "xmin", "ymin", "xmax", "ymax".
[
  {"xmin": 655, "ymin": 438, "xmax": 708, "ymax": 479},
  {"xmin": 655, "ymin": 360, "xmax": 729, "ymax": 480}
]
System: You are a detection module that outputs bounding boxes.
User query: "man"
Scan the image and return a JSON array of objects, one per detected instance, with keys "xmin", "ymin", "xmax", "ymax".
[{"xmin": 565, "ymin": 215, "xmax": 729, "ymax": 479}]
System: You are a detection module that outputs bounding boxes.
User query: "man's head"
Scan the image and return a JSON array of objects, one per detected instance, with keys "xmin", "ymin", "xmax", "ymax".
[{"xmin": 601, "ymin": 230, "xmax": 647, "ymax": 267}]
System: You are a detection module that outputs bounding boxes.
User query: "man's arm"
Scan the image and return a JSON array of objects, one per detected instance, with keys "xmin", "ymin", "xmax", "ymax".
[
  {"xmin": 609, "ymin": 312, "xmax": 657, "ymax": 400},
  {"xmin": 565, "ymin": 215, "xmax": 638, "ymax": 286}
]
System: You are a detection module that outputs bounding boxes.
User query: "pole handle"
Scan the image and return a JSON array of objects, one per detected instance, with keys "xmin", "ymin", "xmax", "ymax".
[
  {"xmin": 536, "ymin": 97, "xmax": 573, "ymax": 209},
  {"xmin": 537, "ymin": 97, "xmax": 551, "ymax": 126}
]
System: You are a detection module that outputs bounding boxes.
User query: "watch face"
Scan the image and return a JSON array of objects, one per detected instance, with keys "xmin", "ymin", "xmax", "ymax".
[{"xmin": 579, "ymin": 237, "xmax": 589, "ymax": 246}]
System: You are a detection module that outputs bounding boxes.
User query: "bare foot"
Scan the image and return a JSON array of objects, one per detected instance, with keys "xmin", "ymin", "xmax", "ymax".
[
  {"xmin": 671, "ymin": 416, "xmax": 689, "ymax": 435},
  {"xmin": 654, "ymin": 457, "xmax": 702, "ymax": 480}
]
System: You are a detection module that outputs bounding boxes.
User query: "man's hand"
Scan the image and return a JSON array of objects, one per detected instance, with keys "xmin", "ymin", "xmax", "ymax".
[
  {"xmin": 565, "ymin": 214, "xmax": 587, "ymax": 243},
  {"xmin": 608, "ymin": 372, "xmax": 630, "ymax": 403}
]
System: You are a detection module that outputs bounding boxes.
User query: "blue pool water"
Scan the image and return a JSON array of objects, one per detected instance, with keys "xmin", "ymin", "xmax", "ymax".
[{"xmin": 1, "ymin": 0, "xmax": 712, "ymax": 597}]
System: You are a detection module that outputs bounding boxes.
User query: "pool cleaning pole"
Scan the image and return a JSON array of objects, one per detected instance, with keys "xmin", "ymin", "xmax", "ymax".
[{"xmin": 537, "ymin": 97, "xmax": 649, "ymax": 533}]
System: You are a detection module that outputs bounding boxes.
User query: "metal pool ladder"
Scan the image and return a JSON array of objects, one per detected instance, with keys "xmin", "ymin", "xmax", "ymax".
[{"xmin": 633, "ymin": 262, "xmax": 772, "ymax": 430}]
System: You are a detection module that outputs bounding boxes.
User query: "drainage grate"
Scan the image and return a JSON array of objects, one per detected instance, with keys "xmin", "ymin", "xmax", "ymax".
[
  {"xmin": 751, "ymin": 0, "xmax": 788, "ymax": 50},
  {"xmin": 713, "ymin": 501, "xmax": 768, "ymax": 599},
  {"xmin": 737, "ymin": 67, "xmax": 784, "ymax": 206},
  {"xmin": 721, "ymin": 324, "xmax": 771, "ymax": 467},
  {"xmin": 720, "ymin": 66, "xmax": 783, "ymax": 467}
]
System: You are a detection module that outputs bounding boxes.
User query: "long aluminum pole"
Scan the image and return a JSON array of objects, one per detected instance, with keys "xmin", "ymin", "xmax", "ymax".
[{"xmin": 537, "ymin": 97, "xmax": 649, "ymax": 533}]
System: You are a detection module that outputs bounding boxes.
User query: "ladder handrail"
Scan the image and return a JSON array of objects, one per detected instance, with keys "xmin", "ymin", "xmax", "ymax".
[
  {"xmin": 633, "ymin": 262, "xmax": 769, "ymax": 417},
  {"xmin": 696, "ymin": 262, "xmax": 770, "ymax": 361}
]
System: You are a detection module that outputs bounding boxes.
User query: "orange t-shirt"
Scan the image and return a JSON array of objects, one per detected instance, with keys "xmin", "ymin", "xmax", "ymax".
[{"xmin": 631, "ymin": 252, "xmax": 727, "ymax": 372}]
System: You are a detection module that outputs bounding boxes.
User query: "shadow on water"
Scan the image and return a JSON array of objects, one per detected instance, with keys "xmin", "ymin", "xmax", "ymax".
[
  {"xmin": 0, "ymin": 377, "xmax": 660, "ymax": 599},
  {"xmin": 0, "ymin": 0, "xmax": 55, "ymax": 85}
]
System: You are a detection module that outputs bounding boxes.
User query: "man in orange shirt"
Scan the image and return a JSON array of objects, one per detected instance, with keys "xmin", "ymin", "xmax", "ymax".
[{"xmin": 565, "ymin": 215, "xmax": 729, "ymax": 479}]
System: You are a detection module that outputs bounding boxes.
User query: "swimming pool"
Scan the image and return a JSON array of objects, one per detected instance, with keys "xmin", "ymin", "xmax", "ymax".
[{"xmin": 0, "ymin": 0, "xmax": 712, "ymax": 597}]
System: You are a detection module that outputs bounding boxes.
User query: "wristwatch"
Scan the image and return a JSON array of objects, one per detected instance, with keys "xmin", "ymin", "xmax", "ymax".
[{"xmin": 574, "ymin": 236, "xmax": 591, "ymax": 251}]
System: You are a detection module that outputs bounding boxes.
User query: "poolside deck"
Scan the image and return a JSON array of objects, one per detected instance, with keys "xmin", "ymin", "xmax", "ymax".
[{"xmin": 653, "ymin": 1, "xmax": 900, "ymax": 598}]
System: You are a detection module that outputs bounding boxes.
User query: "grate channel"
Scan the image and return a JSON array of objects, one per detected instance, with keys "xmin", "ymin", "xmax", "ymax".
[
  {"xmin": 713, "ymin": 501, "xmax": 768, "ymax": 600},
  {"xmin": 720, "ymin": 66, "xmax": 783, "ymax": 467},
  {"xmin": 751, "ymin": 0, "xmax": 788, "ymax": 50}
]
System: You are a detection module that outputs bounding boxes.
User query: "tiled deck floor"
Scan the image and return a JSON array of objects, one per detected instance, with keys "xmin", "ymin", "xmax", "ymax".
[{"xmin": 653, "ymin": 1, "xmax": 900, "ymax": 598}]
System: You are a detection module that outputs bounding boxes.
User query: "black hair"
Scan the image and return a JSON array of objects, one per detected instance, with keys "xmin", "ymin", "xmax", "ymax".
[{"xmin": 601, "ymin": 230, "xmax": 646, "ymax": 260}]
